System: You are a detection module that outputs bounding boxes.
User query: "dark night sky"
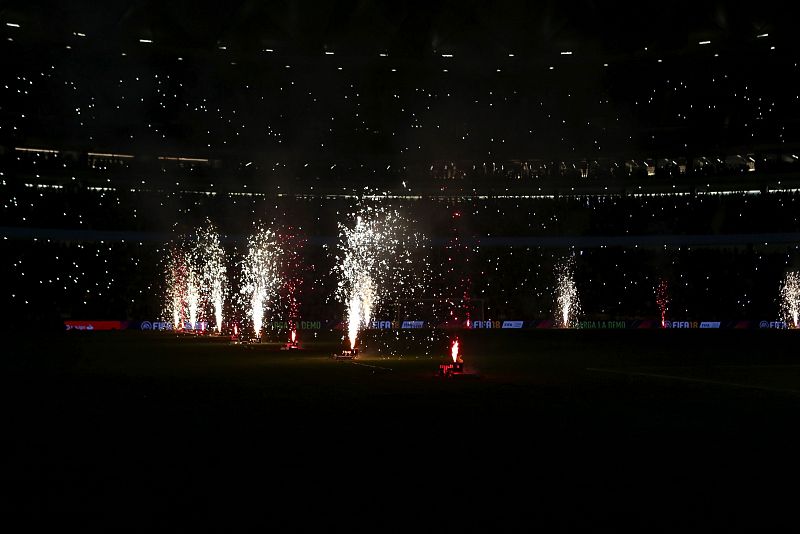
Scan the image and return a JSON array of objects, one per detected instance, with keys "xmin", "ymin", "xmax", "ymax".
[{"xmin": 0, "ymin": 1, "xmax": 787, "ymax": 58}]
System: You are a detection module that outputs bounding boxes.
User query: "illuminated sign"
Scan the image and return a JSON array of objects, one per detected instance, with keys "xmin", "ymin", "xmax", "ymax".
[
  {"xmin": 265, "ymin": 321, "xmax": 322, "ymax": 330},
  {"xmin": 65, "ymin": 320, "xmax": 125, "ymax": 331},
  {"xmin": 577, "ymin": 320, "xmax": 626, "ymax": 329},
  {"xmin": 665, "ymin": 321, "xmax": 697, "ymax": 328},
  {"xmin": 471, "ymin": 320, "xmax": 501, "ymax": 329}
]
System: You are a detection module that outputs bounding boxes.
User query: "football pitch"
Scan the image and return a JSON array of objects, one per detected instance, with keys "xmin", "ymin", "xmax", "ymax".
[{"xmin": 4, "ymin": 329, "xmax": 799, "ymax": 528}]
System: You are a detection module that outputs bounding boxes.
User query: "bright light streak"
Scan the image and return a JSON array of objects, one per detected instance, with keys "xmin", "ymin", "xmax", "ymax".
[
  {"xmin": 656, "ymin": 279, "xmax": 670, "ymax": 328},
  {"xmin": 336, "ymin": 205, "xmax": 424, "ymax": 351},
  {"xmin": 555, "ymin": 257, "xmax": 581, "ymax": 328},
  {"xmin": 780, "ymin": 272, "xmax": 800, "ymax": 328},
  {"xmin": 241, "ymin": 225, "xmax": 280, "ymax": 338}
]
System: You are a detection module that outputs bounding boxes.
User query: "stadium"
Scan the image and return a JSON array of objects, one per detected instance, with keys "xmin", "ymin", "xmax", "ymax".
[{"xmin": 3, "ymin": 0, "xmax": 800, "ymax": 529}]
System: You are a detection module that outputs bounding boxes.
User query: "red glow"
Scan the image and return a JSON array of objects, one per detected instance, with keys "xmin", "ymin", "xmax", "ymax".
[
  {"xmin": 64, "ymin": 320, "xmax": 125, "ymax": 331},
  {"xmin": 451, "ymin": 338, "xmax": 460, "ymax": 363},
  {"xmin": 656, "ymin": 279, "xmax": 669, "ymax": 328}
]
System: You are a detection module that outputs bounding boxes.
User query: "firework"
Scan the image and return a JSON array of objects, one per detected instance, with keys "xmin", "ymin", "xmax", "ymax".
[
  {"xmin": 165, "ymin": 248, "xmax": 189, "ymax": 329},
  {"xmin": 779, "ymin": 271, "xmax": 800, "ymax": 328},
  {"xmin": 656, "ymin": 278, "xmax": 670, "ymax": 328},
  {"xmin": 240, "ymin": 225, "xmax": 281, "ymax": 339},
  {"xmin": 438, "ymin": 337, "xmax": 473, "ymax": 377},
  {"xmin": 276, "ymin": 227, "xmax": 305, "ymax": 345},
  {"xmin": 554, "ymin": 257, "xmax": 581, "ymax": 328},
  {"xmin": 164, "ymin": 224, "xmax": 228, "ymax": 333},
  {"xmin": 186, "ymin": 269, "xmax": 200, "ymax": 328},
  {"xmin": 193, "ymin": 224, "xmax": 227, "ymax": 332},
  {"xmin": 336, "ymin": 205, "xmax": 423, "ymax": 351}
]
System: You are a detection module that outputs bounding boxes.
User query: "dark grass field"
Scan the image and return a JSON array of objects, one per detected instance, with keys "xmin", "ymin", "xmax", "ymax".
[{"xmin": 4, "ymin": 329, "xmax": 800, "ymax": 529}]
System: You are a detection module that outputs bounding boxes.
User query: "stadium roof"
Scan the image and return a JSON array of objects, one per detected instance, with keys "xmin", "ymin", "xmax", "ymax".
[{"xmin": 0, "ymin": 0, "xmax": 788, "ymax": 60}]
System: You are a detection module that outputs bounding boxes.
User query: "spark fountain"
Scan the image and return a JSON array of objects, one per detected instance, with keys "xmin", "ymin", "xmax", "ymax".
[
  {"xmin": 165, "ymin": 248, "xmax": 189, "ymax": 330},
  {"xmin": 240, "ymin": 225, "xmax": 281, "ymax": 342},
  {"xmin": 656, "ymin": 278, "xmax": 670, "ymax": 328},
  {"xmin": 334, "ymin": 205, "xmax": 422, "ymax": 358},
  {"xmin": 193, "ymin": 224, "xmax": 227, "ymax": 333},
  {"xmin": 439, "ymin": 338, "xmax": 463, "ymax": 376},
  {"xmin": 164, "ymin": 226, "xmax": 226, "ymax": 334},
  {"xmin": 437, "ymin": 337, "xmax": 477, "ymax": 378},
  {"xmin": 282, "ymin": 328, "xmax": 299, "ymax": 350},
  {"xmin": 186, "ymin": 269, "xmax": 200, "ymax": 330},
  {"xmin": 277, "ymin": 227, "xmax": 304, "ymax": 350},
  {"xmin": 779, "ymin": 271, "xmax": 800, "ymax": 328},
  {"xmin": 554, "ymin": 257, "xmax": 581, "ymax": 329}
]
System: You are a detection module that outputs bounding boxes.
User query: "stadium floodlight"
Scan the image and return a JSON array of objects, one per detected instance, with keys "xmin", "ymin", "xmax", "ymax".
[
  {"xmin": 379, "ymin": 53, "xmax": 387, "ymax": 57},
  {"xmin": 6, "ymin": 22, "xmax": 20, "ymax": 28},
  {"xmin": 561, "ymin": 51, "xmax": 573, "ymax": 55},
  {"xmin": 698, "ymin": 40, "xmax": 711, "ymax": 45},
  {"xmin": 508, "ymin": 53, "xmax": 515, "ymax": 57},
  {"xmin": 757, "ymin": 33, "xmax": 769, "ymax": 38},
  {"xmin": 441, "ymin": 53, "xmax": 453, "ymax": 58},
  {"xmin": 139, "ymin": 38, "xmax": 153, "ymax": 43},
  {"xmin": 325, "ymin": 51, "xmax": 334, "ymax": 55}
]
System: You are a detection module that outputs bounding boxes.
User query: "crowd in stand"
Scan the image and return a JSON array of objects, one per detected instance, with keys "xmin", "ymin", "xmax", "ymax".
[
  {"xmin": 3, "ymin": 21, "xmax": 800, "ymax": 328},
  {"xmin": 4, "ymin": 180, "xmax": 800, "ymax": 237},
  {"xmin": 0, "ymin": 190, "xmax": 800, "ymax": 326}
]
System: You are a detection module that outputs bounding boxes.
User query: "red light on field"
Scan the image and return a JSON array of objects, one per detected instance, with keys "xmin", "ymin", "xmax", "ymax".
[
  {"xmin": 439, "ymin": 338, "xmax": 469, "ymax": 377},
  {"xmin": 283, "ymin": 329, "xmax": 300, "ymax": 350}
]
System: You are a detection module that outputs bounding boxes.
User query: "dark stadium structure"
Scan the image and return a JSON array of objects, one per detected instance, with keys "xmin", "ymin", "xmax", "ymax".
[{"xmin": 3, "ymin": 1, "xmax": 800, "ymax": 530}]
